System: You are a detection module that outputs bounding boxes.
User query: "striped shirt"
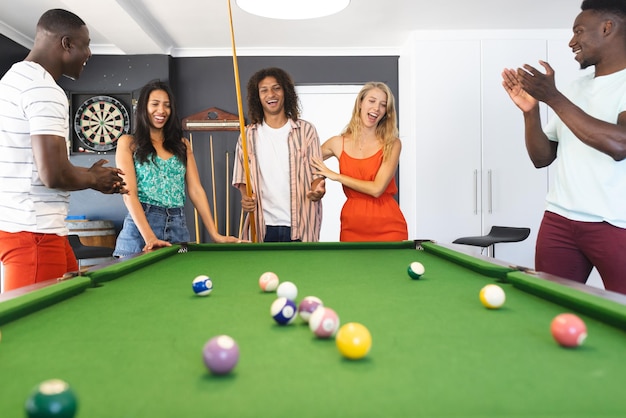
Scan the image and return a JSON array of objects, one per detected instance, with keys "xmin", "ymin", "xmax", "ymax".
[
  {"xmin": 0, "ymin": 61, "xmax": 71, "ymax": 234},
  {"xmin": 232, "ymin": 119, "xmax": 323, "ymax": 242}
]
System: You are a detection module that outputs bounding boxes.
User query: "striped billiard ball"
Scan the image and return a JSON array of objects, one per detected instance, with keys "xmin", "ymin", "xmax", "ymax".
[
  {"xmin": 25, "ymin": 379, "xmax": 77, "ymax": 418},
  {"xmin": 192, "ymin": 275, "xmax": 213, "ymax": 296},
  {"xmin": 271, "ymin": 297, "xmax": 297, "ymax": 325}
]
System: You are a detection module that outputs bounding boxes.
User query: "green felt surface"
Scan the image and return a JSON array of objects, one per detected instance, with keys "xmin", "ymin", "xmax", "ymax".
[{"xmin": 1, "ymin": 242, "xmax": 625, "ymax": 417}]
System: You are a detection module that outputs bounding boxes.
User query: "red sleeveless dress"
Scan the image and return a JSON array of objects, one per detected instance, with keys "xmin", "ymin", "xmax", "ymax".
[{"xmin": 339, "ymin": 147, "xmax": 408, "ymax": 242}]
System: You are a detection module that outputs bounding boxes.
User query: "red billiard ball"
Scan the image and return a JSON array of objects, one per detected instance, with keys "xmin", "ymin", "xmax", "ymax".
[
  {"xmin": 550, "ymin": 313, "xmax": 587, "ymax": 348},
  {"xmin": 25, "ymin": 379, "xmax": 78, "ymax": 418},
  {"xmin": 309, "ymin": 307, "xmax": 340, "ymax": 338},
  {"xmin": 203, "ymin": 335, "xmax": 240, "ymax": 375}
]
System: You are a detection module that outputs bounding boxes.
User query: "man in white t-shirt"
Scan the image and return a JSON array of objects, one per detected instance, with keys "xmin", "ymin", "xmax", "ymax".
[
  {"xmin": 502, "ymin": 0, "xmax": 626, "ymax": 294},
  {"xmin": 0, "ymin": 9, "xmax": 127, "ymax": 291},
  {"xmin": 233, "ymin": 67, "xmax": 325, "ymax": 242}
]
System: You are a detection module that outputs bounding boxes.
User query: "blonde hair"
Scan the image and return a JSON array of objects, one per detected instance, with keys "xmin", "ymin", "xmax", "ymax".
[{"xmin": 343, "ymin": 82, "xmax": 399, "ymax": 160}]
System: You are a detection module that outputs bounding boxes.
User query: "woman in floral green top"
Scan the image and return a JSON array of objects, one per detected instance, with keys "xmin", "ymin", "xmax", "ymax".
[{"xmin": 114, "ymin": 81, "xmax": 240, "ymax": 256}]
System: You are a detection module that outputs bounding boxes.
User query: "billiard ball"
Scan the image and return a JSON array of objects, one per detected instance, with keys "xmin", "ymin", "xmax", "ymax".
[
  {"xmin": 276, "ymin": 281, "xmax": 298, "ymax": 301},
  {"xmin": 550, "ymin": 313, "xmax": 587, "ymax": 348},
  {"xmin": 192, "ymin": 275, "xmax": 213, "ymax": 296},
  {"xmin": 298, "ymin": 296, "xmax": 323, "ymax": 323},
  {"xmin": 25, "ymin": 379, "xmax": 77, "ymax": 418},
  {"xmin": 336, "ymin": 322, "xmax": 372, "ymax": 360},
  {"xmin": 271, "ymin": 297, "xmax": 298, "ymax": 325},
  {"xmin": 407, "ymin": 261, "xmax": 425, "ymax": 279},
  {"xmin": 309, "ymin": 307, "xmax": 340, "ymax": 338},
  {"xmin": 259, "ymin": 272, "xmax": 279, "ymax": 292},
  {"xmin": 479, "ymin": 284, "xmax": 506, "ymax": 309},
  {"xmin": 202, "ymin": 335, "xmax": 240, "ymax": 375}
]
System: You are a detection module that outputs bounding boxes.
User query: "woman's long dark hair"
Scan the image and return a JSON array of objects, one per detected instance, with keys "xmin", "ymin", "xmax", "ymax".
[{"xmin": 132, "ymin": 80, "xmax": 186, "ymax": 165}]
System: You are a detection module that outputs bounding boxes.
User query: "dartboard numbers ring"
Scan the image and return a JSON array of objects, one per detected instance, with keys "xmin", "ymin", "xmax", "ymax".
[{"xmin": 74, "ymin": 95, "xmax": 130, "ymax": 152}]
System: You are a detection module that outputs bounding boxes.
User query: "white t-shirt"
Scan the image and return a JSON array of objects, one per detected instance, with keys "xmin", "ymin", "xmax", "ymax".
[
  {"xmin": 543, "ymin": 68, "xmax": 626, "ymax": 228},
  {"xmin": 0, "ymin": 61, "xmax": 71, "ymax": 234},
  {"xmin": 256, "ymin": 120, "xmax": 291, "ymax": 226}
]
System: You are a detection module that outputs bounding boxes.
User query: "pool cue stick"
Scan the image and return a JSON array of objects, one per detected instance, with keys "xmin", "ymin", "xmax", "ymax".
[
  {"xmin": 190, "ymin": 133, "xmax": 200, "ymax": 243},
  {"xmin": 210, "ymin": 134, "xmax": 218, "ymax": 230},
  {"xmin": 238, "ymin": 208, "xmax": 244, "ymax": 239},
  {"xmin": 226, "ymin": 151, "xmax": 230, "ymax": 236},
  {"xmin": 227, "ymin": 0, "xmax": 256, "ymax": 242}
]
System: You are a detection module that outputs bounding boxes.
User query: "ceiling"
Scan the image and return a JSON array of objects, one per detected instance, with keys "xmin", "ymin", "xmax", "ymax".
[{"xmin": 0, "ymin": 0, "xmax": 579, "ymax": 57}]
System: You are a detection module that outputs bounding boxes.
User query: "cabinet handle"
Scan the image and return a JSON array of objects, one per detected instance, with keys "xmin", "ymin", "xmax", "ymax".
[
  {"xmin": 473, "ymin": 169, "xmax": 478, "ymax": 215},
  {"xmin": 488, "ymin": 169, "xmax": 493, "ymax": 214}
]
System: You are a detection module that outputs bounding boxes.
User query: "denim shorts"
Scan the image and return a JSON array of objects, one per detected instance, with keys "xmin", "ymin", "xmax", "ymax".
[{"xmin": 113, "ymin": 203, "xmax": 190, "ymax": 257}]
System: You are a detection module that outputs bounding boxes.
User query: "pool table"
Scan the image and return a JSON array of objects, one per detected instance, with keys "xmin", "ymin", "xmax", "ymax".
[{"xmin": 1, "ymin": 241, "xmax": 625, "ymax": 417}]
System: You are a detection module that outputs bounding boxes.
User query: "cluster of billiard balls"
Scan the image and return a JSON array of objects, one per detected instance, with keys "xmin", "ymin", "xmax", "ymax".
[
  {"xmin": 18, "ymin": 260, "xmax": 588, "ymax": 417},
  {"xmin": 262, "ymin": 271, "xmax": 373, "ymax": 360},
  {"xmin": 409, "ymin": 261, "xmax": 588, "ymax": 348}
]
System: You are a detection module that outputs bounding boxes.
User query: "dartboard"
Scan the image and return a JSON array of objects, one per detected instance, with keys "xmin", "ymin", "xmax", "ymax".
[{"xmin": 74, "ymin": 95, "xmax": 130, "ymax": 152}]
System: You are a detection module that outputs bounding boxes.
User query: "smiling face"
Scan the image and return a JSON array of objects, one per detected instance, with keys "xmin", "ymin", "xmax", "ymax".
[
  {"xmin": 359, "ymin": 87, "xmax": 388, "ymax": 128},
  {"xmin": 257, "ymin": 76, "xmax": 285, "ymax": 118},
  {"xmin": 146, "ymin": 89, "xmax": 171, "ymax": 130},
  {"xmin": 569, "ymin": 9, "xmax": 609, "ymax": 70},
  {"xmin": 62, "ymin": 25, "xmax": 91, "ymax": 80}
]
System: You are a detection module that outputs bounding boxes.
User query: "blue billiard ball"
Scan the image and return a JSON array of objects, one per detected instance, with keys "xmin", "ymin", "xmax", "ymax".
[
  {"xmin": 192, "ymin": 275, "xmax": 213, "ymax": 296},
  {"xmin": 271, "ymin": 297, "xmax": 297, "ymax": 325}
]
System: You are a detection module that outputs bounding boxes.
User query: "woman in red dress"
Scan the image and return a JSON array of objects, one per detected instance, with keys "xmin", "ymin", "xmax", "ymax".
[{"xmin": 312, "ymin": 82, "xmax": 408, "ymax": 242}]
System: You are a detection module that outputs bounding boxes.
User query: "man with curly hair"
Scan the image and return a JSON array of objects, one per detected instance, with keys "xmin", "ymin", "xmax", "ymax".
[
  {"xmin": 233, "ymin": 67, "xmax": 325, "ymax": 242},
  {"xmin": 502, "ymin": 0, "xmax": 626, "ymax": 293}
]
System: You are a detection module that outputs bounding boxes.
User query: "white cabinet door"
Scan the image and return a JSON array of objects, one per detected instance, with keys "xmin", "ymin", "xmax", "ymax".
[
  {"xmin": 480, "ymin": 39, "xmax": 550, "ymax": 267},
  {"xmin": 296, "ymin": 85, "xmax": 362, "ymax": 242},
  {"xmin": 411, "ymin": 39, "xmax": 483, "ymax": 243}
]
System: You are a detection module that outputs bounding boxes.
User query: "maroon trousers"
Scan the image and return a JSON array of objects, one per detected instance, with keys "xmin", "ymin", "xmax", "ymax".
[{"xmin": 536, "ymin": 211, "xmax": 626, "ymax": 295}]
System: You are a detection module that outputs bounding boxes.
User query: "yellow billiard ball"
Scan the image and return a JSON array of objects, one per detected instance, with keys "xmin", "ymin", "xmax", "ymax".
[
  {"xmin": 479, "ymin": 284, "xmax": 506, "ymax": 309},
  {"xmin": 336, "ymin": 322, "xmax": 372, "ymax": 360}
]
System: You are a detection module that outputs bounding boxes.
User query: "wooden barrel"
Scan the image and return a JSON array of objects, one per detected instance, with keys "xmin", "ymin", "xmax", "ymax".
[{"xmin": 66, "ymin": 220, "xmax": 117, "ymax": 249}]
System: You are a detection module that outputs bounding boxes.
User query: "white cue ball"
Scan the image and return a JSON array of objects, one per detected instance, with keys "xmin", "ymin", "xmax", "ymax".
[{"xmin": 276, "ymin": 281, "xmax": 298, "ymax": 301}]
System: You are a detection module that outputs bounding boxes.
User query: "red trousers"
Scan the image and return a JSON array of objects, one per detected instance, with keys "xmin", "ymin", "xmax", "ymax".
[
  {"xmin": 536, "ymin": 211, "xmax": 626, "ymax": 294},
  {"xmin": 0, "ymin": 231, "xmax": 78, "ymax": 292}
]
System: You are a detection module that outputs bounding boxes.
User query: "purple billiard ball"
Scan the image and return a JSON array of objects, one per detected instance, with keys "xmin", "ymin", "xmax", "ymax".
[
  {"xmin": 203, "ymin": 335, "xmax": 240, "ymax": 375},
  {"xmin": 298, "ymin": 296, "xmax": 323, "ymax": 323}
]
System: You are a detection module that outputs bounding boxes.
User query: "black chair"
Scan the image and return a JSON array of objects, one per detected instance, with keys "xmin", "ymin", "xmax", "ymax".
[
  {"xmin": 68, "ymin": 234, "xmax": 114, "ymax": 268},
  {"xmin": 452, "ymin": 226, "xmax": 531, "ymax": 258}
]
